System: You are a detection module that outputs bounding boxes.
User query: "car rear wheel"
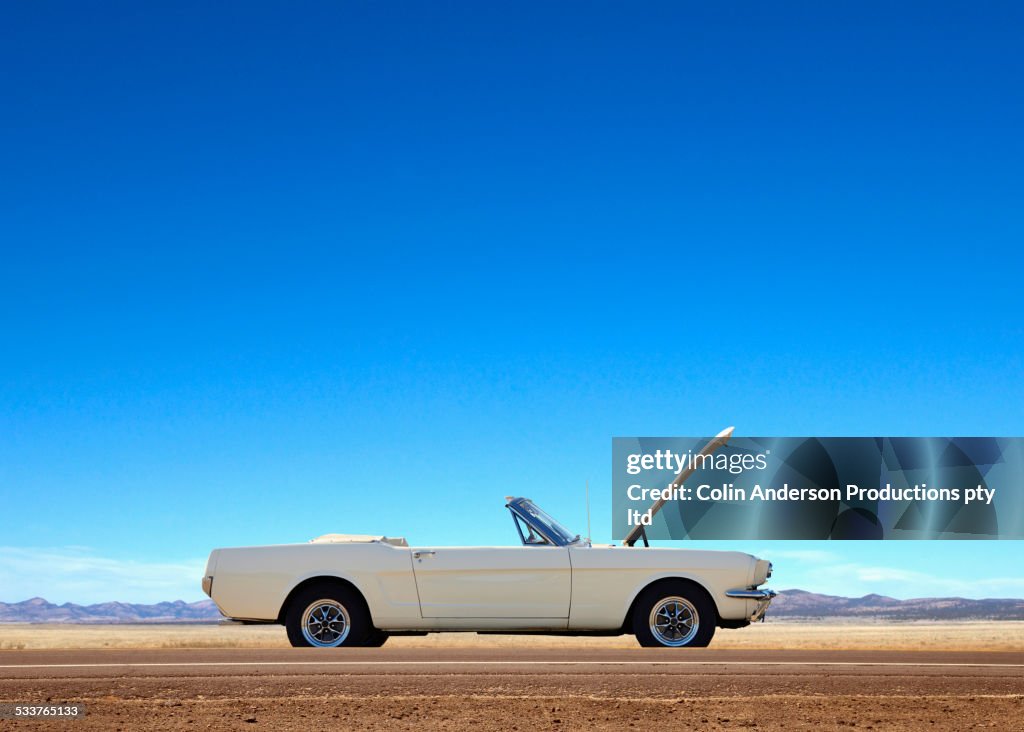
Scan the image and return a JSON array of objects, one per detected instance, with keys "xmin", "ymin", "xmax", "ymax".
[
  {"xmin": 632, "ymin": 581, "xmax": 716, "ymax": 648},
  {"xmin": 285, "ymin": 583, "xmax": 379, "ymax": 648}
]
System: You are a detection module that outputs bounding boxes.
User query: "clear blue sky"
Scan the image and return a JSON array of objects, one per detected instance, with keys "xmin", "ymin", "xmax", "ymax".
[{"xmin": 1, "ymin": 2, "xmax": 1021, "ymax": 604}]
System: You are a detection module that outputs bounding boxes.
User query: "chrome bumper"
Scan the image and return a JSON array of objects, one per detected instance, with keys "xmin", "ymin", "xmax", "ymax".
[{"xmin": 725, "ymin": 588, "xmax": 777, "ymax": 622}]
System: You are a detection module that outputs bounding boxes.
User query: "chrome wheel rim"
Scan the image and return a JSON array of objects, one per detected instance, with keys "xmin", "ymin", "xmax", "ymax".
[
  {"xmin": 649, "ymin": 596, "xmax": 698, "ymax": 647},
  {"xmin": 301, "ymin": 600, "xmax": 350, "ymax": 647}
]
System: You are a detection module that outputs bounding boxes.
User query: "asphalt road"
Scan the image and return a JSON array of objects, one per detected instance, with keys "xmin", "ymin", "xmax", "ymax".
[
  {"xmin": 1, "ymin": 647, "xmax": 1023, "ymax": 676},
  {"xmin": 2, "ymin": 648, "xmax": 1022, "ymax": 730}
]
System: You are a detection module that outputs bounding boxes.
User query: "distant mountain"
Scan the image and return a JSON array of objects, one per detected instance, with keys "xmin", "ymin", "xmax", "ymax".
[
  {"xmin": 772, "ymin": 589, "xmax": 1024, "ymax": 620},
  {"xmin": 1, "ymin": 591, "xmax": 1021, "ymax": 623},
  {"xmin": 0, "ymin": 597, "xmax": 222, "ymax": 624}
]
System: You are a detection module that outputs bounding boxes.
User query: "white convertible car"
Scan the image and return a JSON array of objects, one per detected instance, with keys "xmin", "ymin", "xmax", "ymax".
[{"xmin": 202, "ymin": 497, "xmax": 775, "ymax": 648}]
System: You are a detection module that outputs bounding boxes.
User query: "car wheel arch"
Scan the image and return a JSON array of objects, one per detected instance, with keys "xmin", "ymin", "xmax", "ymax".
[
  {"xmin": 620, "ymin": 576, "xmax": 719, "ymax": 631},
  {"xmin": 277, "ymin": 576, "xmax": 373, "ymax": 626}
]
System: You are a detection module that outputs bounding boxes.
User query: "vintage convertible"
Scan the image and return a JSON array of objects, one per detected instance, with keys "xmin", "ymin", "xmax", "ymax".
[{"xmin": 202, "ymin": 497, "xmax": 775, "ymax": 648}]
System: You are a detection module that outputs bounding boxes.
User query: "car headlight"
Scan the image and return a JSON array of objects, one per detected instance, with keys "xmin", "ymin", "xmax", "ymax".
[{"xmin": 753, "ymin": 559, "xmax": 771, "ymax": 586}]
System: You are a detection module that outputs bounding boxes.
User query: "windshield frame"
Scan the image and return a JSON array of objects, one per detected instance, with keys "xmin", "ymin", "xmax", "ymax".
[{"xmin": 506, "ymin": 497, "xmax": 580, "ymax": 547}]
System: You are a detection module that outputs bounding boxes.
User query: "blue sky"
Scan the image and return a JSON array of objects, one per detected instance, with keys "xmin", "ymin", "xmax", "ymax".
[{"xmin": 1, "ymin": 2, "xmax": 1022, "ymax": 604}]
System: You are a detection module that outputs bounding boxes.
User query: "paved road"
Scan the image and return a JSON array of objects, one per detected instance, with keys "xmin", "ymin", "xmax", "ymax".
[
  {"xmin": 1, "ymin": 647, "xmax": 1023, "ymax": 677},
  {"xmin": 1, "ymin": 649, "xmax": 1022, "ymax": 730}
]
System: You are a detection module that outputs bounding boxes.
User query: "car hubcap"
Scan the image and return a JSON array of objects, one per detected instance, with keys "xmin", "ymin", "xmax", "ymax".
[
  {"xmin": 649, "ymin": 596, "xmax": 698, "ymax": 646},
  {"xmin": 301, "ymin": 600, "xmax": 350, "ymax": 647}
]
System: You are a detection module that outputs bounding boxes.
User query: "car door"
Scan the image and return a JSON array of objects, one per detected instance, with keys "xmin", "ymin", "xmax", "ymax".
[{"xmin": 410, "ymin": 546, "xmax": 571, "ymax": 619}]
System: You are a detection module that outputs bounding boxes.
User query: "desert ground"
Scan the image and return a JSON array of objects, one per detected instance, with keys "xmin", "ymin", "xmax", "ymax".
[
  {"xmin": 1, "ymin": 619, "xmax": 1022, "ymax": 651},
  {"xmin": 1, "ymin": 623, "xmax": 1021, "ymax": 730}
]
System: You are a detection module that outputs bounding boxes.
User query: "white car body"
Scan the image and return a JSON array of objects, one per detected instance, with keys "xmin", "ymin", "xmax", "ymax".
[{"xmin": 203, "ymin": 498, "xmax": 775, "ymax": 644}]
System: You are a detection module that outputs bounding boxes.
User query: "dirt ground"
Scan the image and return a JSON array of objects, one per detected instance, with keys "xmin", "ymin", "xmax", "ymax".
[{"xmin": 1, "ymin": 663, "xmax": 1022, "ymax": 731}]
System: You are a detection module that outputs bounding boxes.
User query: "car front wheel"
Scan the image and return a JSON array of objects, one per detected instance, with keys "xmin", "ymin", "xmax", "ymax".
[{"xmin": 632, "ymin": 581, "xmax": 716, "ymax": 648}]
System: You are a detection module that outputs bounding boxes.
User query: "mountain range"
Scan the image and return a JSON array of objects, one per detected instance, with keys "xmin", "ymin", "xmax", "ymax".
[
  {"xmin": 772, "ymin": 589, "xmax": 1024, "ymax": 620},
  {"xmin": 1, "ymin": 591, "xmax": 1021, "ymax": 623},
  {"xmin": 0, "ymin": 597, "xmax": 220, "ymax": 624}
]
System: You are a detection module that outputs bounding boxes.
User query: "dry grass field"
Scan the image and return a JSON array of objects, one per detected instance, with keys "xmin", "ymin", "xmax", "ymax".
[{"xmin": 1, "ymin": 620, "xmax": 1021, "ymax": 651}]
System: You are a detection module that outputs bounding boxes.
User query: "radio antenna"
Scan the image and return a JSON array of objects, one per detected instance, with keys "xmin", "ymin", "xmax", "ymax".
[{"xmin": 585, "ymin": 479, "xmax": 592, "ymax": 544}]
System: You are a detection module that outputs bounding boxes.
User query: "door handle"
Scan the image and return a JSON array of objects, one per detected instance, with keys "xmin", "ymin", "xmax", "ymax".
[{"xmin": 413, "ymin": 550, "xmax": 436, "ymax": 559}]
